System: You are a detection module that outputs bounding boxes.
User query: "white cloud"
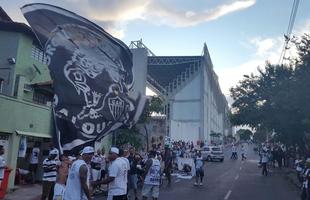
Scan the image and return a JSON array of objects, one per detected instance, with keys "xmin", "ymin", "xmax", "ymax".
[
  {"xmin": 216, "ymin": 21, "xmax": 310, "ymax": 98},
  {"xmin": 250, "ymin": 37, "xmax": 278, "ymax": 56},
  {"xmin": 142, "ymin": 0, "xmax": 256, "ymax": 27},
  {"xmin": 217, "ymin": 59, "xmax": 263, "ymax": 96},
  {"xmin": 217, "ymin": 36, "xmax": 283, "ymax": 96},
  {"xmin": 4, "ymin": 0, "xmax": 256, "ymax": 38},
  {"xmin": 67, "ymin": 0, "xmax": 256, "ymax": 28}
]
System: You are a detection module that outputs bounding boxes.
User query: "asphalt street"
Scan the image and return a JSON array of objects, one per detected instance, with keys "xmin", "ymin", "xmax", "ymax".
[
  {"xmin": 159, "ymin": 144, "xmax": 299, "ymax": 200},
  {"xmin": 95, "ymin": 144, "xmax": 300, "ymax": 200}
]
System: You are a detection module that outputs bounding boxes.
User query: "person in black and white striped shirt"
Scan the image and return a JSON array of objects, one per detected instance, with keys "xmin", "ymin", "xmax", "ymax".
[
  {"xmin": 0, "ymin": 145, "xmax": 6, "ymax": 185},
  {"xmin": 41, "ymin": 148, "xmax": 60, "ymax": 200}
]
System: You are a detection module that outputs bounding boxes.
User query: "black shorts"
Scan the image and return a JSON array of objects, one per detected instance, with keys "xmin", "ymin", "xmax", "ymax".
[
  {"xmin": 29, "ymin": 164, "xmax": 38, "ymax": 172},
  {"xmin": 101, "ymin": 170, "xmax": 106, "ymax": 179},
  {"xmin": 112, "ymin": 194, "xmax": 128, "ymax": 200},
  {"xmin": 196, "ymin": 169, "xmax": 204, "ymax": 177}
]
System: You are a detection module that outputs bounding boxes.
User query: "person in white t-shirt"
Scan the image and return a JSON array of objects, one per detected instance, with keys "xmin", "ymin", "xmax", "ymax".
[
  {"xmin": 100, "ymin": 149, "xmax": 107, "ymax": 180},
  {"xmin": 119, "ymin": 149, "xmax": 130, "ymax": 176},
  {"xmin": 194, "ymin": 151, "xmax": 205, "ymax": 186},
  {"xmin": 241, "ymin": 145, "xmax": 247, "ymax": 161},
  {"xmin": 97, "ymin": 147, "xmax": 128, "ymax": 200},
  {"xmin": 142, "ymin": 150, "xmax": 161, "ymax": 200},
  {"xmin": 29, "ymin": 142, "xmax": 40, "ymax": 184},
  {"xmin": 64, "ymin": 146, "xmax": 94, "ymax": 200},
  {"xmin": 231, "ymin": 144, "xmax": 237, "ymax": 160},
  {"xmin": 91, "ymin": 150, "xmax": 104, "ymax": 194},
  {"xmin": 0, "ymin": 145, "xmax": 6, "ymax": 186}
]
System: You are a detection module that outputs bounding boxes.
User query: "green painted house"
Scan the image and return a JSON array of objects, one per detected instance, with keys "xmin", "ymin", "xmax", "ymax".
[
  {"xmin": 0, "ymin": 7, "xmax": 53, "ymax": 190},
  {"xmin": 0, "ymin": 7, "xmax": 112, "ymax": 191}
]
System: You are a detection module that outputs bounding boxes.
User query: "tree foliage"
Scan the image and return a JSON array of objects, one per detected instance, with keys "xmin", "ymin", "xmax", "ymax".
[
  {"xmin": 210, "ymin": 131, "xmax": 222, "ymax": 138},
  {"xmin": 115, "ymin": 127, "xmax": 143, "ymax": 149},
  {"xmin": 138, "ymin": 96, "xmax": 164, "ymax": 123},
  {"xmin": 253, "ymin": 129, "xmax": 267, "ymax": 143},
  {"xmin": 230, "ymin": 34, "xmax": 310, "ymax": 152},
  {"xmin": 236, "ymin": 129, "xmax": 253, "ymax": 141},
  {"xmin": 115, "ymin": 96, "xmax": 164, "ymax": 149}
]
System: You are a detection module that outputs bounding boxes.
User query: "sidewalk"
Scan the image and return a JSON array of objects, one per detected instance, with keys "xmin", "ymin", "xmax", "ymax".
[
  {"xmin": 4, "ymin": 184, "xmax": 41, "ymax": 200},
  {"xmin": 283, "ymin": 168, "xmax": 301, "ymax": 189}
]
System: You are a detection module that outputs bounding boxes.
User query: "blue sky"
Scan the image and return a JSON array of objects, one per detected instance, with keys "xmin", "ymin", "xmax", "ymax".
[{"xmin": 2, "ymin": 0, "xmax": 310, "ymax": 96}]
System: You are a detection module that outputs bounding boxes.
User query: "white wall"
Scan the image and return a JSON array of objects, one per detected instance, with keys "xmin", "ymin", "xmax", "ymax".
[
  {"xmin": 164, "ymin": 57, "xmax": 229, "ymax": 144},
  {"xmin": 202, "ymin": 63, "xmax": 226, "ymax": 145},
  {"xmin": 174, "ymin": 75, "xmax": 200, "ymax": 99},
  {"xmin": 170, "ymin": 121, "xmax": 200, "ymax": 142},
  {"xmin": 203, "ymin": 67, "xmax": 211, "ymax": 144},
  {"xmin": 172, "ymin": 101, "xmax": 200, "ymax": 120},
  {"xmin": 169, "ymin": 75, "xmax": 201, "ymax": 141}
]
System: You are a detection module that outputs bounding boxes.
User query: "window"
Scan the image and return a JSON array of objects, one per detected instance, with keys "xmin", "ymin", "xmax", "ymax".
[
  {"xmin": 31, "ymin": 45, "xmax": 48, "ymax": 64},
  {"xmin": 211, "ymin": 147, "xmax": 221, "ymax": 151},
  {"xmin": 0, "ymin": 78, "xmax": 4, "ymax": 93},
  {"xmin": 33, "ymin": 92, "xmax": 51, "ymax": 105}
]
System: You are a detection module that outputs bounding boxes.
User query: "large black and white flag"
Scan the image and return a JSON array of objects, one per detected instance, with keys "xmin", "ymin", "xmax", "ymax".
[{"xmin": 21, "ymin": 3, "xmax": 146, "ymax": 150}]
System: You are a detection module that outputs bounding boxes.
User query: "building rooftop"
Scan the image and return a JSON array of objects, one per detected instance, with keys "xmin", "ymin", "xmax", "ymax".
[
  {"xmin": 0, "ymin": 7, "xmax": 40, "ymax": 46},
  {"xmin": 0, "ymin": 7, "xmax": 13, "ymax": 22},
  {"xmin": 147, "ymin": 56, "xmax": 201, "ymax": 90}
]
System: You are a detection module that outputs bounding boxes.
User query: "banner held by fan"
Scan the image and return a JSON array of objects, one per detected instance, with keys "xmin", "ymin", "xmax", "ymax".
[{"xmin": 21, "ymin": 3, "xmax": 146, "ymax": 151}]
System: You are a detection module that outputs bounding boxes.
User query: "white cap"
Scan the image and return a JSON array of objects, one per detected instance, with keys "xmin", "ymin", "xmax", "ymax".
[
  {"xmin": 110, "ymin": 147, "xmax": 119, "ymax": 155},
  {"xmin": 82, "ymin": 146, "xmax": 95, "ymax": 155},
  {"xmin": 68, "ymin": 156, "xmax": 76, "ymax": 161},
  {"xmin": 49, "ymin": 148, "xmax": 59, "ymax": 155}
]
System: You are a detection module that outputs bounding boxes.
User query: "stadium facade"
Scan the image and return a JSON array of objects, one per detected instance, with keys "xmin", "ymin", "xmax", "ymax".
[{"xmin": 130, "ymin": 40, "xmax": 232, "ymax": 144}]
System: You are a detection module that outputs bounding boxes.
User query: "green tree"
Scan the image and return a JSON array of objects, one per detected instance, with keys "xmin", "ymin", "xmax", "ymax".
[
  {"xmin": 253, "ymin": 129, "xmax": 267, "ymax": 143},
  {"xmin": 115, "ymin": 96, "xmax": 164, "ymax": 150},
  {"xmin": 230, "ymin": 34, "xmax": 310, "ymax": 152},
  {"xmin": 236, "ymin": 129, "xmax": 253, "ymax": 141},
  {"xmin": 114, "ymin": 127, "xmax": 143, "ymax": 149},
  {"xmin": 138, "ymin": 96, "xmax": 164, "ymax": 123}
]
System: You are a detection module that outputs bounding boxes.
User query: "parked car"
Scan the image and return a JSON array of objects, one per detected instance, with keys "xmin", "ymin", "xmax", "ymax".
[
  {"xmin": 201, "ymin": 146, "xmax": 224, "ymax": 162},
  {"xmin": 201, "ymin": 146, "xmax": 211, "ymax": 161}
]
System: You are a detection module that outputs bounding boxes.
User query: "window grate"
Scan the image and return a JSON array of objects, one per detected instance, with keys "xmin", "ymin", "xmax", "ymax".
[{"xmin": 31, "ymin": 45, "xmax": 48, "ymax": 65}]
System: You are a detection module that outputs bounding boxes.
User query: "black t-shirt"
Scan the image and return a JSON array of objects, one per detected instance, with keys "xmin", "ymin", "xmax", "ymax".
[
  {"xmin": 164, "ymin": 153, "xmax": 173, "ymax": 169},
  {"xmin": 128, "ymin": 155, "xmax": 138, "ymax": 175}
]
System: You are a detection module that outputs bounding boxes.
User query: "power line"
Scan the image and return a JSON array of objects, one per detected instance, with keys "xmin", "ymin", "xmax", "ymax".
[{"xmin": 279, "ymin": 0, "xmax": 300, "ymax": 65}]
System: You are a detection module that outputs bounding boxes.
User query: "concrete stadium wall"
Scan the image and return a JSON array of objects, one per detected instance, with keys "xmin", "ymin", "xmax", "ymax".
[
  {"xmin": 170, "ymin": 121, "xmax": 200, "ymax": 142},
  {"xmin": 169, "ymin": 75, "xmax": 201, "ymax": 142}
]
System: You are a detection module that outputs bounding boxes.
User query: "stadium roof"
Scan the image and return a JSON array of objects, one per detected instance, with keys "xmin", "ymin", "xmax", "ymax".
[{"xmin": 147, "ymin": 56, "xmax": 201, "ymax": 90}]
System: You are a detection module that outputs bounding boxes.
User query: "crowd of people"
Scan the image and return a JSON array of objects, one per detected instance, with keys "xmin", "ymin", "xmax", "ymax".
[
  {"xmin": 16, "ymin": 139, "xmax": 310, "ymax": 200},
  {"xmin": 13, "ymin": 139, "xmax": 310, "ymax": 199},
  {"xmin": 0, "ymin": 139, "xmax": 287, "ymax": 200},
  {"xmin": 229, "ymin": 144, "xmax": 247, "ymax": 161},
  {"xmin": 256, "ymin": 143, "xmax": 302, "ymax": 175},
  {"xmin": 36, "ymin": 145, "xmax": 181, "ymax": 200},
  {"xmin": 170, "ymin": 140, "xmax": 211, "ymax": 186},
  {"xmin": 37, "ymin": 139, "xmax": 212, "ymax": 200},
  {"xmin": 254, "ymin": 142, "xmax": 310, "ymax": 199}
]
